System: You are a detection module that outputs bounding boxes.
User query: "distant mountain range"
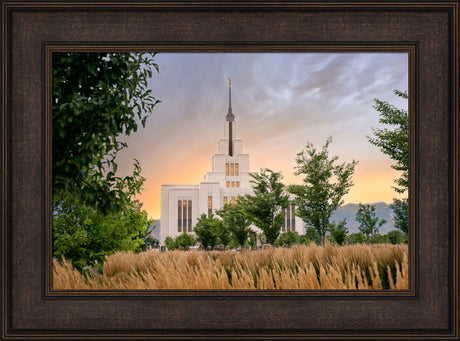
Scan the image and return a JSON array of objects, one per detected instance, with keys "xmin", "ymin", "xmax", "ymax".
[
  {"xmin": 149, "ymin": 202, "xmax": 397, "ymax": 240},
  {"xmin": 331, "ymin": 202, "xmax": 395, "ymax": 234}
]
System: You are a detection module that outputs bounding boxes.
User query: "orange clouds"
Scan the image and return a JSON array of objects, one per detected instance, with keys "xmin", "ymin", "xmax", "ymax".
[
  {"xmin": 112, "ymin": 53, "xmax": 408, "ymax": 220},
  {"xmin": 138, "ymin": 151, "xmax": 404, "ymax": 220}
]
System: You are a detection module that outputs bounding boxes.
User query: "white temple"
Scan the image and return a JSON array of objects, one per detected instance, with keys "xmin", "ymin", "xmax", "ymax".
[{"xmin": 160, "ymin": 80, "xmax": 304, "ymax": 244}]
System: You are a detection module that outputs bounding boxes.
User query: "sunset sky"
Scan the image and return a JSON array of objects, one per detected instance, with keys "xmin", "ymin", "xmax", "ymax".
[{"xmin": 115, "ymin": 53, "xmax": 408, "ymax": 220}]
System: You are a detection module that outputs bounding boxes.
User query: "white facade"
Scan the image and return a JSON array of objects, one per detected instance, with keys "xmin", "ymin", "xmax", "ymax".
[{"xmin": 160, "ymin": 82, "xmax": 304, "ymax": 244}]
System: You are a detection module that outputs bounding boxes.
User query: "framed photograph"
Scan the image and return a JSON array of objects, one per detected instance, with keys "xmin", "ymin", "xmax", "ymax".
[
  {"xmin": 50, "ymin": 51, "xmax": 411, "ymax": 291},
  {"xmin": 1, "ymin": 1, "xmax": 458, "ymax": 339}
]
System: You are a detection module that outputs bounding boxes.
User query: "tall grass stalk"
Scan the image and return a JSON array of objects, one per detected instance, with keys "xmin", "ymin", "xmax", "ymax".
[{"xmin": 53, "ymin": 243, "xmax": 408, "ymax": 290}]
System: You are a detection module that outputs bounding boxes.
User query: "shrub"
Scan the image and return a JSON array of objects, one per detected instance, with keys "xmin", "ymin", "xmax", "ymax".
[
  {"xmin": 347, "ymin": 232, "xmax": 367, "ymax": 244},
  {"xmin": 387, "ymin": 230, "xmax": 408, "ymax": 244},
  {"xmin": 370, "ymin": 233, "xmax": 389, "ymax": 244},
  {"xmin": 164, "ymin": 236, "xmax": 177, "ymax": 250},
  {"xmin": 175, "ymin": 232, "xmax": 196, "ymax": 250},
  {"xmin": 275, "ymin": 231, "xmax": 301, "ymax": 247},
  {"xmin": 53, "ymin": 194, "xmax": 149, "ymax": 272}
]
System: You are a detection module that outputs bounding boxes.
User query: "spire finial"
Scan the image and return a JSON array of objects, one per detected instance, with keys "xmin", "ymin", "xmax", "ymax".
[{"xmin": 226, "ymin": 78, "xmax": 234, "ymax": 121}]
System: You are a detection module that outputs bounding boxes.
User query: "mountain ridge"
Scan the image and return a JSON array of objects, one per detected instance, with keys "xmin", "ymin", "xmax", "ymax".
[{"xmin": 331, "ymin": 201, "xmax": 395, "ymax": 234}]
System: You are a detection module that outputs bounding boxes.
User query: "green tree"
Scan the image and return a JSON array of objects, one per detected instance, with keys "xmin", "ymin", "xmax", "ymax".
[
  {"xmin": 355, "ymin": 203, "xmax": 387, "ymax": 240},
  {"xmin": 391, "ymin": 199, "xmax": 408, "ymax": 234},
  {"xmin": 300, "ymin": 232, "xmax": 315, "ymax": 246},
  {"xmin": 216, "ymin": 200, "xmax": 252, "ymax": 249},
  {"xmin": 346, "ymin": 233, "xmax": 367, "ymax": 244},
  {"xmin": 289, "ymin": 138, "xmax": 358, "ymax": 245},
  {"xmin": 248, "ymin": 231, "xmax": 257, "ymax": 250},
  {"xmin": 174, "ymin": 232, "xmax": 196, "ymax": 250},
  {"xmin": 368, "ymin": 90, "xmax": 409, "ymax": 233},
  {"xmin": 52, "ymin": 52, "xmax": 160, "ymax": 214},
  {"xmin": 329, "ymin": 219, "xmax": 349, "ymax": 246},
  {"xmin": 275, "ymin": 231, "xmax": 301, "ymax": 247},
  {"xmin": 52, "ymin": 161, "xmax": 151, "ymax": 271},
  {"xmin": 193, "ymin": 213, "xmax": 219, "ymax": 250},
  {"xmin": 52, "ymin": 52, "xmax": 160, "ymax": 269},
  {"xmin": 387, "ymin": 230, "xmax": 408, "ymax": 244},
  {"xmin": 370, "ymin": 234, "xmax": 389, "ymax": 244},
  {"xmin": 245, "ymin": 168, "xmax": 290, "ymax": 245},
  {"xmin": 213, "ymin": 219, "xmax": 231, "ymax": 249},
  {"xmin": 164, "ymin": 236, "xmax": 177, "ymax": 250},
  {"xmin": 303, "ymin": 226, "xmax": 321, "ymax": 245}
]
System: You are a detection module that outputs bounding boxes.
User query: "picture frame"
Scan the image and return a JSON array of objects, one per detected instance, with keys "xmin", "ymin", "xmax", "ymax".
[{"xmin": 1, "ymin": 1, "xmax": 458, "ymax": 339}]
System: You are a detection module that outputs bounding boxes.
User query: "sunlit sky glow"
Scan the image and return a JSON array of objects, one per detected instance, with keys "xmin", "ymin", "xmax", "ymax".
[{"xmin": 115, "ymin": 53, "xmax": 408, "ymax": 219}]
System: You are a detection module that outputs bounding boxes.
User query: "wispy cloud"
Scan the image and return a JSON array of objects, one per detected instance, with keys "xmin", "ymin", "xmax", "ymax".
[{"xmin": 116, "ymin": 52, "xmax": 408, "ymax": 218}]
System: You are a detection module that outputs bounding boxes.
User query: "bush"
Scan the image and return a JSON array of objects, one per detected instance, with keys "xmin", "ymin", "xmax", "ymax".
[
  {"xmin": 370, "ymin": 233, "xmax": 389, "ymax": 244},
  {"xmin": 299, "ymin": 234, "xmax": 314, "ymax": 246},
  {"xmin": 165, "ymin": 236, "xmax": 177, "ymax": 250},
  {"xmin": 53, "ymin": 195, "xmax": 149, "ymax": 272},
  {"xmin": 175, "ymin": 232, "xmax": 196, "ymax": 250},
  {"xmin": 165, "ymin": 233, "xmax": 196, "ymax": 251},
  {"xmin": 387, "ymin": 230, "xmax": 408, "ymax": 244},
  {"xmin": 347, "ymin": 232, "xmax": 367, "ymax": 244},
  {"xmin": 275, "ymin": 231, "xmax": 300, "ymax": 247}
]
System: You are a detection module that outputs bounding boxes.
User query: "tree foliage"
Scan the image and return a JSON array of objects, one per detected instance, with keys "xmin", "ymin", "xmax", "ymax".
[
  {"xmin": 193, "ymin": 213, "xmax": 220, "ymax": 249},
  {"xmin": 329, "ymin": 219, "xmax": 349, "ymax": 245},
  {"xmin": 355, "ymin": 203, "xmax": 387, "ymax": 240},
  {"xmin": 164, "ymin": 236, "xmax": 177, "ymax": 251},
  {"xmin": 52, "ymin": 53, "xmax": 159, "ymax": 268},
  {"xmin": 390, "ymin": 199, "xmax": 408, "ymax": 234},
  {"xmin": 52, "ymin": 169, "xmax": 151, "ymax": 272},
  {"xmin": 302, "ymin": 226, "xmax": 321, "ymax": 245},
  {"xmin": 175, "ymin": 232, "xmax": 196, "ymax": 250},
  {"xmin": 368, "ymin": 90, "xmax": 409, "ymax": 233},
  {"xmin": 387, "ymin": 230, "xmax": 408, "ymax": 244},
  {"xmin": 216, "ymin": 200, "xmax": 252, "ymax": 249},
  {"xmin": 213, "ymin": 218, "xmax": 231, "ymax": 249},
  {"xmin": 289, "ymin": 137, "xmax": 357, "ymax": 244},
  {"xmin": 368, "ymin": 90, "xmax": 408, "ymax": 194},
  {"xmin": 164, "ymin": 233, "xmax": 196, "ymax": 251},
  {"xmin": 52, "ymin": 52, "xmax": 160, "ymax": 214},
  {"xmin": 370, "ymin": 233, "xmax": 389, "ymax": 244},
  {"xmin": 275, "ymin": 231, "xmax": 301, "ymax": 247},
  {"xmin": 346, "ymin": 233, "xmax": 367, "ymax": 244},
  {"xmin": 245, "ymin": 168, "xmax": 290, "ymax": 245}
]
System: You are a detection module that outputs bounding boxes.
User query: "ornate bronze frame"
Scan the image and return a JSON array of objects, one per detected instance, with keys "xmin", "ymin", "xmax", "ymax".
[{"xmin": 1, "ymin": 1, "xmax": 458, "ymax": 339}]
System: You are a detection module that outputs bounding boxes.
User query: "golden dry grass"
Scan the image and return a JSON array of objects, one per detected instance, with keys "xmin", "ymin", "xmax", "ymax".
[{"xmin": 53, "ymin": 243, "xmax": 408, "ymax": 290}]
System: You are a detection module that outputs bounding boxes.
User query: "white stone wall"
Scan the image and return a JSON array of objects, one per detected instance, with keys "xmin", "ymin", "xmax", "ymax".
[{"xmin": 160, "ymin": 185, "xmax": 200, "ymax": 242}]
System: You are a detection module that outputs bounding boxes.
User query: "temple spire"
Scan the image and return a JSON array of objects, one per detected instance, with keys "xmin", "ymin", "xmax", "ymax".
[
  {"xmin": 226, "ymin": 78, "xmax": 234, "ymax": 156},
  {"xmin": 226, "ymin": 78, "xmax": 234, "ymax": 122}
]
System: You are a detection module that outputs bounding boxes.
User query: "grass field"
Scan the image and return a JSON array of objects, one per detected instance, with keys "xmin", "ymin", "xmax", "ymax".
[{"xmin": 53, "ymin": 243, "xmax": 408, "ymax": 290}]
